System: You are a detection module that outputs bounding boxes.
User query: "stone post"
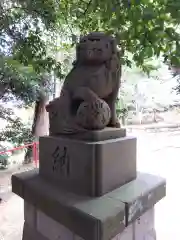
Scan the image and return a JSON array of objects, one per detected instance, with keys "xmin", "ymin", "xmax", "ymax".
[{"xmin": 12, "ymin": 128, "xmax": 166, "ymax": 240}]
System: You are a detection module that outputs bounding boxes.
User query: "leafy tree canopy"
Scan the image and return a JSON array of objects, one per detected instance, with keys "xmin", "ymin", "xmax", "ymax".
[
  {"xmin": 1, "ymin": 0, "xmax": 180, "ymax": 156},
  {"xmin": 1, "ymin": 0, "xmax": 180, "ymax": 74},
  {"xmin": 0, "ymin": 0, "xmax": 62, "ymax": 76},
  {"xmin": 67, "ymin": 0, "xmax": 180, "ymax": 70},
  {"xmin": 0, "ymin": 55, "xmax": 43, "ymax": 104}
]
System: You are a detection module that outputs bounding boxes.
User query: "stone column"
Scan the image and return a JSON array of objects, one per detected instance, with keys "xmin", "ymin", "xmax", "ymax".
[{"xmin": 23, "ymin": 201, "xmax": 156, "ymax": 240}]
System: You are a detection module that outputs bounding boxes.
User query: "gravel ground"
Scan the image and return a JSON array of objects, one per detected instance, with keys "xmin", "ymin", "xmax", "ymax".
[
  {"xmin": 135, "ymin": 129, "xmax": 180, "ymax": 240},
  {"xmin": 0, "ymin": 164, "xmax": 35, "ymax": 240},
  {"xmin": 0, "ymin": 129, "xmax": 180, "ymax": 240}
]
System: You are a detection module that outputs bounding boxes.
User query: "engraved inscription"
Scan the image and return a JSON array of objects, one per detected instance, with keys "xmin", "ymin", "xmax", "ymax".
[{"xmin": 52, "ymin": 146, "xmax": 70, "ymax": 177}]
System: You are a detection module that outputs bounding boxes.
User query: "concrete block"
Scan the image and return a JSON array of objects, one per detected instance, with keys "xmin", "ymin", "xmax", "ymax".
[
  {"xmin": 22, "ymin": 222, "xmax": 49, "ymax": 240},
  {"xmin": 22, "ymin": 209, "xmax": 156, "ymax": 240},
  {"xmin": 73, "ymin": 235, "xmax": 84, "ymax": 240},
  {"xmin": 112, "ymin": 224, "xmax": 133, "ymax": 240},
  {"xmin": 13, "ymin": 172, "xmax": 125, "ymax": 240},
  {"xmin": 74, "ymin": 196, "xmax": 125, "ymax": 240},
  {"xmin": 37, "ymin": 210, "xmax": 74, "ymax": 240},
  {"xmin": 39, "ymin": 135, "xmax": 137, "ymax": 196},
  {"xmin": 12, "ymin": 171, "xmax": 165, "ymax": 240},
  {"xmin": 107, "ymin": 172, "xmax": 166, "ymax": 225},
  {"xmin": 74, "ymin": 224, "xmax": 134, "ymax": 240},
  {"xmin": 24, "ymin": 201, "xmax": 37, "ymax": 229},
  {"xmin": 11, "ymin": 169, "xmax": 38, "ymax": 197}
]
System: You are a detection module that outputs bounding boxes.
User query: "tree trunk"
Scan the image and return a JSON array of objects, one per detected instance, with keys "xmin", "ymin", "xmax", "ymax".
[
  {"xmin": 24, "ymin": 94, "xmax": 49, "ymax": 164},
  {"xmin": 32, "ymin": 96, "xmax": 49, "ymax": 137},
  {"xmin": 24, "ymin": 73, "xmax": 49, "ymax": 163},
  {"xmin": 24, "ymin": 146, "xmax": 33, "ymax": 164}
]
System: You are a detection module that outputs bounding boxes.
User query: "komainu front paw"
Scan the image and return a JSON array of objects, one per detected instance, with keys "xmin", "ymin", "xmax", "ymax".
[
  {"xmin": 108, "ymin": 119, "xmax": 121, "ymax": 128},
  {"xmin": 114, "ymin": 120, "xmax": 121, "ymax": 128}
]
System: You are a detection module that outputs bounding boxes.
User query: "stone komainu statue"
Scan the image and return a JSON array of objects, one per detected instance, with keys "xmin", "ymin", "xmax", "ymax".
[{"xmin": 46, "ymin": 32, "xmax": 121, "ymax": 135}]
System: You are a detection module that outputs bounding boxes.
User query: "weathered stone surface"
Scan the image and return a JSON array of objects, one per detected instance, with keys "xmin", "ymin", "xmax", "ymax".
[
  {"xmin": 107, "ymin": 172, "xmax": 166, "ymax": 226},
  {"xmin": 46, "ymin": 32, "xmax": 121, "ymax": 135},
  {"xmin": 22, "ymin": 222, "xmax": 49, "ymax": 240},
  {"xmin": 76, "ymin": 99, "xmax": 111, "ymax": 130},
  {"xmin": 39, "ymin": 135, "xmax": 137, "ymax": 196},
  {"xmin": 74, "ymin": 236, "xmax": 84, "ymax": 240},
  {"xmin": 11, "ymin": 169, "xmax": 38, "ymax": 197},
  {"xmin": 22, "ymin": 203, "xmax": 156, "ymax": 240},
  {"xmin": 37, "ymin": 210, "xmax": 74, "ymax": 240},
  {"xmin": 57, "ymin": 127, "xmax": 126, "ymax": 141},
  {"xmin": 134, "ymin": 208, "xmax": 156, "ymax": 240},
  {"xmin": 24, "ymin": 201, "xmax": 37, "ymax": 229},
  {"xmin": 111, "ymin": 224, "xmax": 133, "ymax": 240},
  {"xmin": 12, "ymin": 171, "xmax": 165, "ymax": 240},
  {"xmin": 12, "ymin": 172, "xmax": 125, "ymax": 240},
  {"xmin": 74, "ymin": 197, "xmax": 125, "ymax": 240}
]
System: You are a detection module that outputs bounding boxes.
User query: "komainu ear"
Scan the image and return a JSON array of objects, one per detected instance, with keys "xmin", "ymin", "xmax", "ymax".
[
  {"xmin": 110, "ymin": 37, "xmax": 117, "ymax": 54},
  {"xmin": 106, "ymin": 54, "xmax": 120, "ymax": 72},
  {"xmin": 46, "ymin": 102, "xmax": 52, "ymax": 112},
  {"xmin": 76, "ymin": 43, "xmax": 80, "ymax": 60}
]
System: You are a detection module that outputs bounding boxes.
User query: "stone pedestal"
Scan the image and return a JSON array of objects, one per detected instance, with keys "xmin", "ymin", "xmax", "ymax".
[
  {"xmin": 22, "ymin": 202, "xmax": 156, "ymax": 240},
  {"xmin": 11, "ymin": 128, "xmax": 166, "ymax": 240},
  {"xmin": 12, "ymin": 170, "xmax": 165, "ymax": 240},
  {"xmin": 39, "ymin": 131, "xmax": 136, "ymax": 197}
]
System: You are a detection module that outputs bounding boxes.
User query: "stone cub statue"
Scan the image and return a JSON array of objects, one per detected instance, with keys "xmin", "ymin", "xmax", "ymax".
[{"xmin": 46, "ymin": 32, "xmax": 121, "ymax": 135}]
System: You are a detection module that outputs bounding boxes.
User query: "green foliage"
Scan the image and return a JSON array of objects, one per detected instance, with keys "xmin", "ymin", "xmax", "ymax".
[
  {"xmin": 0, "ymin": 56, "xmax": 41, "ymax": 104},
  {"xmin": 13, "ymin": 32, "xmax": 63, "ymax": 77},
  {"xmin": 58, "ymin": 0, "xmax": 180, "ymax": 72},
  {"xmin": 0, "ymin": 118, "xmax": 33, "ymax": 146},
  {"xmin": 116, "ymin": 97, "xmax": 128, "ymax": 119},
  {"xmin": 3, "ymin": 0, "xmax": 180, "ymax": 74},
  {"xmin": 1, "ymin": 0, "xmax": 180, "ymax": 148},
  {"xmin": 0, "ymin": 0, "xmax": 69, "ymax": 149},
  {"xmin": 0, "ymin": 106, "xmax": 33, "ymax": 153},
  {"xmin": 0, "ymin": 0, "xmax": 63, "ymax": 77}
]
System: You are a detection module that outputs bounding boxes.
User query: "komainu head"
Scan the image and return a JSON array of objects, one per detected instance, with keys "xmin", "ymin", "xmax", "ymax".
[{"xmin": 76, "ymin": 32, "xmax": 117, "ymax": 65}]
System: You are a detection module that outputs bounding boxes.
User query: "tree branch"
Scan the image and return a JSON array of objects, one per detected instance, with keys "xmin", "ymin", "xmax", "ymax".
[{"xmin": 83, "ymin": 0, "xmax": 93, "ymax": 16}]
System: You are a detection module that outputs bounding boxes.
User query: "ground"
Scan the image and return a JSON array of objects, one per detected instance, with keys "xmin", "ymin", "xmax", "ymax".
[
  {"xmin": 0, "ymin": 128, "xmax": 180, "ymax": 240},
  {"xmin": 0, "ymin": 165, "xmax": 34, "ymax": 240}
]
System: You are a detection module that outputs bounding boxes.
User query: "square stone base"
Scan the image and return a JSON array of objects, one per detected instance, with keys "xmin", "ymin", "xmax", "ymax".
[
  {"xmin": 23, "ymin": 202, "xmax": 156, "ymax": 240},
  {"xmin": 39, "ymin": 135, "xmax": 137, "ymax": 197},
  {"xmin": 12, "ymin": 170, "xmax": 165, "ymax": 240}
]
